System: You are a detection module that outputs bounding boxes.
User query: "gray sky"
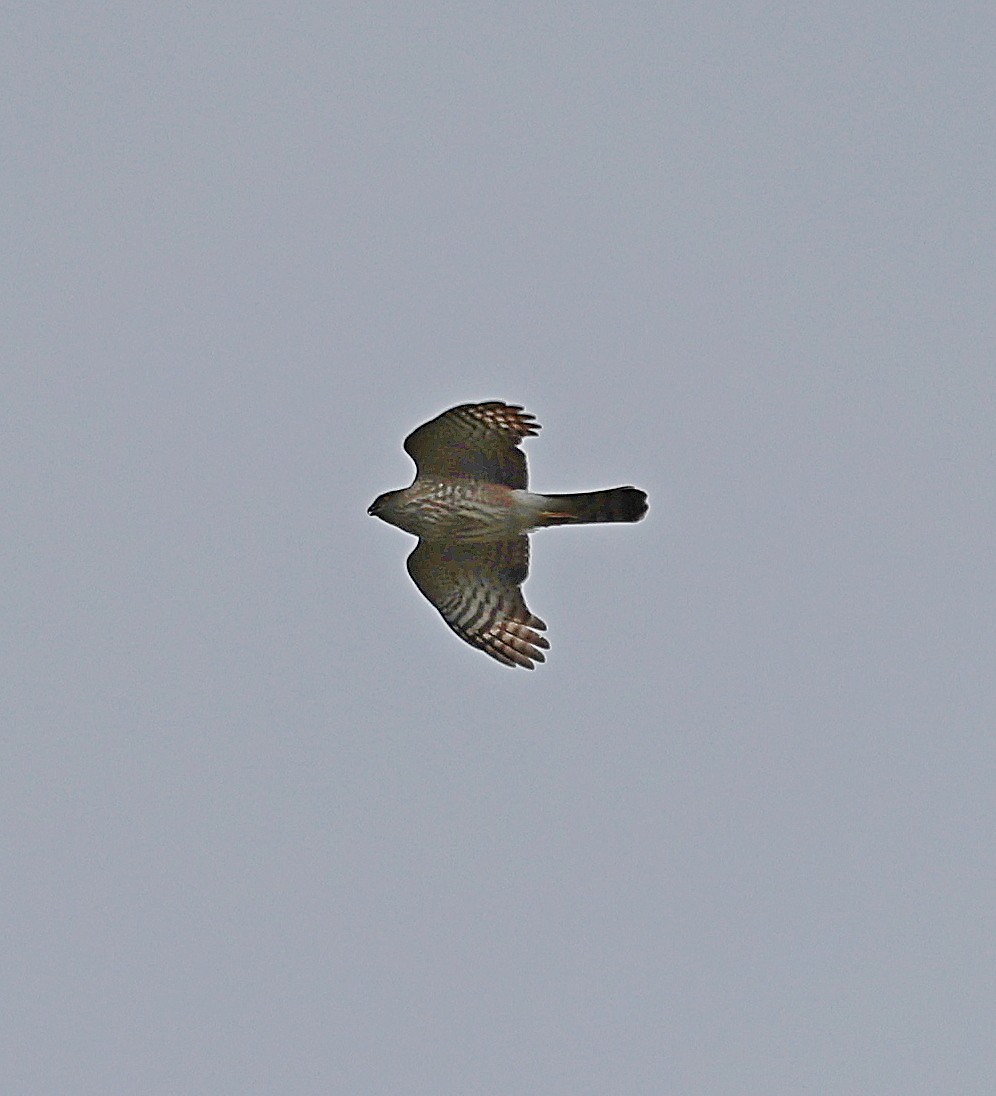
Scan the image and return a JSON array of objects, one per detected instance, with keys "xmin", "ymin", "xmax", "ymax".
[{"xmin": 4, "ymin": 4, "xmax": 994, "ymax": 1093}]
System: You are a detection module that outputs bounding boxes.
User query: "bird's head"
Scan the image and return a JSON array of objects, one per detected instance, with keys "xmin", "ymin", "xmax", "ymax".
[
  {"xmin": 367, "ymin": 490, "xmax": 399, "ymax": 521},
  {"xmin": 367, "ymin": 488, "xmax": 423, "ymax": 536}
]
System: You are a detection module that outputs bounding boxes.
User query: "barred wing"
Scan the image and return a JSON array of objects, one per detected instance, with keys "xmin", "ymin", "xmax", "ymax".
[
  {"xmin": 404, "ymin": 401, "xmax": 539, "ymax": 489},
  {"xmin": 406, "ymin": 536, "xmax": 549, "ymax": 669}
]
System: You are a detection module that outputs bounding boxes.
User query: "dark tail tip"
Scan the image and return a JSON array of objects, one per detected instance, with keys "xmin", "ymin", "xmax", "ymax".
[{"xmin": 616, "ymin": 487, "xmax": 648, "ymax": 522}]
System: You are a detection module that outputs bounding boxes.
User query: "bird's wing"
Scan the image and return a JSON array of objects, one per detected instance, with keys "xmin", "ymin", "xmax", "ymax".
[
  {"xmin": 403, "ymin": 401, "xmax": 539, "ymax": 489},
  {"xmin": 405, "ymin": 536, "xmax": 549, "ymax": 669}
]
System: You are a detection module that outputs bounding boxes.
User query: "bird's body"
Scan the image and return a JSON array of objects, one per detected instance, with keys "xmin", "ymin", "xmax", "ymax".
[
  {"xmin": 371, "ymin": 480, "xmax": 531, "ymax": 541},
  {"xmin": 368, "ymin": 401, "xmax": 647, "ymax": 668},
  {"xmin": 370, "ymin": 483, "xmax": 646, "ymax": 542}
]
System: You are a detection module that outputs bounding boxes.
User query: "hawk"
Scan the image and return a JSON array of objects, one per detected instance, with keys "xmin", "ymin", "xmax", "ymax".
[{"xmin": 368, "ymin": 401, "xmax": 647, "ymax": 668}]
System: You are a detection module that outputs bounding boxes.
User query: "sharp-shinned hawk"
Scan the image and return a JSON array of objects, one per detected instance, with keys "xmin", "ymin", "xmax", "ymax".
[{"xmin": 368, "ymin": 401, "xmax": 648, "ymax": 668}]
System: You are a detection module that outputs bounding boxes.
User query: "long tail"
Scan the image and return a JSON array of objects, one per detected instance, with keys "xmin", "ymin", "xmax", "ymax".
[{"xmin": 536, "ymin": 487, "xmax": 648, "ymax": 526}]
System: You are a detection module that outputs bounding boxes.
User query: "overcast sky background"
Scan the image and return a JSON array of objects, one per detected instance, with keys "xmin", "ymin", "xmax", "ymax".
[{"xmin": 4, "ymin": 4, "xmax": 994, "ymax": 1094}]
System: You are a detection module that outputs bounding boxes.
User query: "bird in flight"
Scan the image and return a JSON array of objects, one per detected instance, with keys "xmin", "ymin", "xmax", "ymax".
[{"xmin": 368, "ymin": 401, "xmax": 647, "ymax": 669}]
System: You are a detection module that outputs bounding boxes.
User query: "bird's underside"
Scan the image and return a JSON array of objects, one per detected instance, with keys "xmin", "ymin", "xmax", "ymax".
[{"xmin": 368, "ymin": 401, "xmax": 647, "ymax": 668}]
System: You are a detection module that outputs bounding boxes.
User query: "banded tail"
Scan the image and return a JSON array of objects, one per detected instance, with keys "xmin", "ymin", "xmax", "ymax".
[{"xmin": 537, "ymin": 486, "xmax": 648, "ymax": 526}]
